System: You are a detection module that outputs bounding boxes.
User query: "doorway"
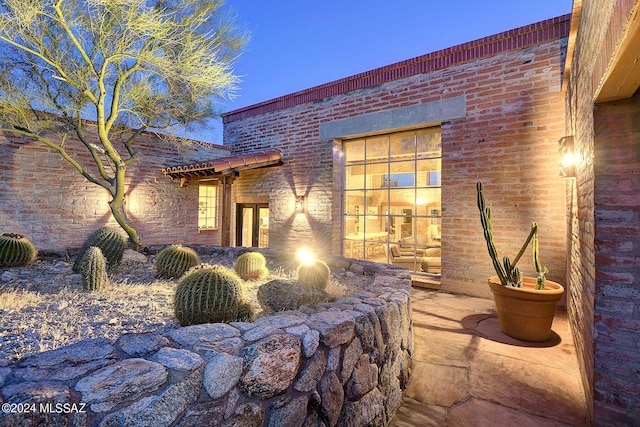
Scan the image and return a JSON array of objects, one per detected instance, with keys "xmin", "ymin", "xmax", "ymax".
[{"xmin": 236, "ymin": 203, "xmax": 269, "ymax": 248}]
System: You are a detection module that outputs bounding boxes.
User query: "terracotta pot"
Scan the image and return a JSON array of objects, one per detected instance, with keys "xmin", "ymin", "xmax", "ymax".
[{"xmin": 488, "ymin": 276, "xmax": 565, "ymax": 342}]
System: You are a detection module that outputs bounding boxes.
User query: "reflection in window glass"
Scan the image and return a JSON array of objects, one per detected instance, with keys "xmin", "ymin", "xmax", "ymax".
[
  {"xmin": 417, "ymin": 131, "xmax": 442, "ymax": 157},
  {"xmin": 342, "ymin": 128, "xmax": 441, "ymax": 276},
  {"xmin": 390, "ymin": 132, "xmax": 417, "ymax": 157},
  {"xmin": 344, "ymin": 140, "xmax": 365, "ymax": 164},
  {"xmin": 366, "ymin": 136, "xmax": 390, "ymax": 160}
]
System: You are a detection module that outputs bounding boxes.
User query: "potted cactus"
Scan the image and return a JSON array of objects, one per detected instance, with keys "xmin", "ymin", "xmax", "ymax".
[{"xmin": 476, "ymin": 182, "xmax": 564, "ymax": 342}]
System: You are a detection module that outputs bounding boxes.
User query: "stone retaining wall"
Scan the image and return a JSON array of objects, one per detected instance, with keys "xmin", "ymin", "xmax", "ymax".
[{"xmin": 0, "ymin": 253, "xmax": 413, "ymax": 427}]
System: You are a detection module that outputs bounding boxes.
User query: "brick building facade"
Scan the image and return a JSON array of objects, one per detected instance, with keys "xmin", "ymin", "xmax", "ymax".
[
  {"xmin": 2, "ymin": 5, "xmax": 638, "ymax": 425},
  {"xmin": 0, "ymin": 128, "xmax": 230, "ymax": 251},
  {"xmin": 222, "ymin": 16, "xmax": 570, "ymax": 299}
]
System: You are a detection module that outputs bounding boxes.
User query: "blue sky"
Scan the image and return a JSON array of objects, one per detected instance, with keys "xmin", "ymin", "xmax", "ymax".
[{"xmin": 190, "ymin": 0, "xmax": 573, "ymax": 145}]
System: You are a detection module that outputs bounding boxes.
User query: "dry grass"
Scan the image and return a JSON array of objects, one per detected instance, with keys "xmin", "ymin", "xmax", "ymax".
[
  {"xmin": 0, "ymin": 258, "xmax": 361, "ymax": 361},
  {"xmin": 0, "ymin": 288, "xmax": 45, "ymax": 310},
  {"xmin": 0, "ymin": 278, "xmax": 179, "ymax": 360}
]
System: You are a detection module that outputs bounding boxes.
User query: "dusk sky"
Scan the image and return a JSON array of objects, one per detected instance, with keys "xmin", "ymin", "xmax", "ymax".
[{"xmin": 191, "ymin": 0, "xmax": 574, "ymax": 144}]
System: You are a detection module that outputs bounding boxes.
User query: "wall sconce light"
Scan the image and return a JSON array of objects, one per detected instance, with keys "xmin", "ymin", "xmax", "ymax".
[
  {"xmin": 295, "ymin": 195, "xmax": 306, "ymax": 213},
  {"xmin": 558, "ymin": 136, "xmax": 576, "ymax": 178}
]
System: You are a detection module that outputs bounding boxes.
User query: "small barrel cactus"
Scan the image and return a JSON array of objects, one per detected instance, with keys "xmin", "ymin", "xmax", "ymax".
[
  {"xmin": 174, "ymin": 264, "xmax": 249, "ymax": 326},
  {"xmin": 73, "ymin": 226, "xmax": 128, "ymax": 273},
  {"xmin": 156, "ymin": 245, "xmax": 200, "ymax": 279},
  {"xmin": 0, "ymin": 233, "xmax": 37, "ymax": 267},
  {"xmin": 297, "ymin": 259, "xmax": 331, "ymax": 290},
  {"xmin": 80, "ymin": 246, "xmax": 108, "ymax": 291},
  {"xmin": 234, "ymin": 251, "xmax": 269, "ymax": 281},
  {"xmin": 235, "ymin": 302, "xmax": 256, "ymax": 322}
]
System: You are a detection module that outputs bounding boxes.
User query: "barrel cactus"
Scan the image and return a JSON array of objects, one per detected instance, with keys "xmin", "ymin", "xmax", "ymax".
[
  {"xmin": 0, "ymin": 233, "xmax": 37, "ymax": 267},
  {"xmin": 73, "ymin": 226, "xmax": 128, "ymax": 273},
  {"xmin": 297, "ymin": 259, "xmax": 331, "ymax": 290},
  {"xmin": 80, "ymin": 246, "xmax": 108, "ymax": 291},
  {"xmin": 156, "ymin": 245, "xmax": 200, "ymax": 279},
  {"xmin": 174, "ymin": 264, "xmax": 250, "ymax": 326},
  {"xmin": 234, "ymin": 251, "xmax": 268, "ymax": 281},
  {"xmin": 235, "ymin": 302, "xmax": 256, "ymax": 322}
]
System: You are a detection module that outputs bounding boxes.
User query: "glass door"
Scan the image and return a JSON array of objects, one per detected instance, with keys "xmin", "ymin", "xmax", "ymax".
[{"xmin": 236, "ymin": 203, "xmax": 269, "ymax": 248}]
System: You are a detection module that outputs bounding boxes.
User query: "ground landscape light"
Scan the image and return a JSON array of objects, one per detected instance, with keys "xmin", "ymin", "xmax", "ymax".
[{"xmin": 296, "ymin": 247, "xmax": 316, "ymax": 265}]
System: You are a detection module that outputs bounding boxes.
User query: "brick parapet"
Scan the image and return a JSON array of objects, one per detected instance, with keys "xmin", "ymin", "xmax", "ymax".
[{"xmin": 223, "ymin": 15, "xmax": 570, "ymax": 124}]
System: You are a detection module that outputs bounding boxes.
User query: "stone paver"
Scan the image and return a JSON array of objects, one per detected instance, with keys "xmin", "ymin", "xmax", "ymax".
[
  {"xmin": 404, "ymin": 361, "xmax": 469, "ymax": 407},
  {"xmin": 388, "ymin": 287, "xmax": 590, "ymax": 427}
]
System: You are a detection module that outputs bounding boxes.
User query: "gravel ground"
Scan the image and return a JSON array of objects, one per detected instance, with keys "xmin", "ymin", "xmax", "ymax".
[
  {"xmin": 0, "ymin": 254, "xmax": 263, "ymax": 362},
  {"xmin": 0, "ymin": 253, "xmax": 361, "ymax": 363}
]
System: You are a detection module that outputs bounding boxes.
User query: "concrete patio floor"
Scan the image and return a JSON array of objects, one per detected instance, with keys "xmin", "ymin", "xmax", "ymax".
[{"xmin": 389, "ymin": 287, "xmax": 590, "ymax": 427}]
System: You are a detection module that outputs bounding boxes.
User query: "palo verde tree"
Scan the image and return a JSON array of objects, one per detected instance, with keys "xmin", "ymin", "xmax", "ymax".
[{"xmin": 0, "ymin": 0, "xmax": 247, "ymax": 248}]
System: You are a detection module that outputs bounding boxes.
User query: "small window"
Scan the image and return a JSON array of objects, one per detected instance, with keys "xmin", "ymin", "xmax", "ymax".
[{"xmin": 198, "ymin": 184, "xmax": 218, "ymax": 230}]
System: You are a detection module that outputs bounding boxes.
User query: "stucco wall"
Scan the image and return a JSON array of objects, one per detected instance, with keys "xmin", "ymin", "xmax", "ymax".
[
  {"xmin": 223, "ymin": 18, "xmax": 569, "ymax": 299},
  {"xmin": 0, "ymin": 128, "xmax": 230, "ymax": 251}
]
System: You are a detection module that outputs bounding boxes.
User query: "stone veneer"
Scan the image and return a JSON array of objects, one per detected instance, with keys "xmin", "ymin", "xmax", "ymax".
[{"xmin": 0, "ymin": 253, "xmax": 413, "ymax": 427}]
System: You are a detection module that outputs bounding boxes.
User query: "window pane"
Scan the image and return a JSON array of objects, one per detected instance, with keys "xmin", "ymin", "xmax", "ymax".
[
  {"xmin": 259, "ymin": 208, "xmax": 269, "ymax": 248},
  {"xmin": 417, "ymin": 159, "xmax": 441, "ymax": 186},
  {"xmin": 366, "ymin": 136, "xmax": 389, "ymax": 161},
  {"xmin": 390, "ymin": 161, "xmax": 415, "ymax": 176},
  {"xmin": 417, "ymin": 131, "xmax": 441, "ymax": 158},
  {"xmin": 342, "ymin": 128, "xmax": 441, "ymax": 276},
  {"xmin": 345, "ymin": 165, "xmax": 365, "ymax": 189},
  {"xmin": 198, "ymin": 184, "xmax": 217, "ymax": 230},
  {"xmin": 416, "ymin": 188, "xmax": 441, "ymax": 216},
  {"xmin": 344, "ymin": 140, "xmax": 365, "ymax": 164},
  {"xmin": 366, "ymin": 189, "xmax": 386, "ymax": 214},
  {"xmin": 344, "ymin": 191, "xmax": 365, "ymax": 214},
  {"xmin": 365, "ymin": 163, "xmax": 388, "ymax": 188},
  {"xmin": 390, "ymin": 133, "xmax": 416, "ymax": 158},
  {"xmin": 241, "ymin": 208, "xmax": 253, "ymax": 246}
]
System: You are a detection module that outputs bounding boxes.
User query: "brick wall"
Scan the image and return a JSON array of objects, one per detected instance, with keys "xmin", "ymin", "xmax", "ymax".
[
  {"xmin": 224, "ymin": 17, "xmax": 569, "ymax": 298},
  {"xmin": 565, "ymin": 0, "xmax": 640, "ymax": 424},
  {"xmin": 592, "ymin": 93, "xmax": 640, "ymax": 424},
  {"xmin": 565, "ymin": 0, "xmax": 599, "ymax": 414},
  {"xmin": 0, "ymin": 127, "xmax": 230, "ymax": 251}
]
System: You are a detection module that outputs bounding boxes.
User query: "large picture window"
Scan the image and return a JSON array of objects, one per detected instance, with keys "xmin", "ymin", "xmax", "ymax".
[
  {"xmin": 343, "ymin": 128, "xmax": 441, "ymax": 275},
  {"xmin": 198, "ymin": 184, "xmax": 218, "ymax": 230}
]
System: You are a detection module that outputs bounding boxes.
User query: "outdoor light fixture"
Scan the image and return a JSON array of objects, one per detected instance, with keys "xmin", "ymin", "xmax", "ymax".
[
  {"xmin": 295, "ymin": 195, "xmax": 306, "ymax": 213},
  {"xmin": 558, "ymin": 136, "xmax": 576, "ymax": 178}
]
